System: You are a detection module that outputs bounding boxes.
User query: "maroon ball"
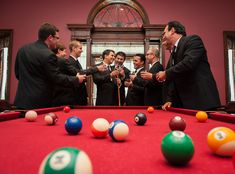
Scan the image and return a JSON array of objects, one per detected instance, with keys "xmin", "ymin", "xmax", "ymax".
[
  {"xmin": 44, "ymin": 113, "xmax": 58, "ymax": 125},
  {"xmin": 169, "ymin": 116, "xmax": 186, "ymax": 131}
]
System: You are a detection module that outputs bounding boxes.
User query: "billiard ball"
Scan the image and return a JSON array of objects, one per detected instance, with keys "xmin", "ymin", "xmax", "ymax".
[
  {"xmin": 134, "ymin": 112, "xmax": 147, "ymax": 125},
  {"xmin": 196, "ymin": 111, "xmax": 208, "ymax": 122},
  {"xmin": 44, "ymin": 113, "xmax": 58, "ymax": 125},
  {"xmin": 147, "ymin": 106, "xmax": 154, "ymax": 113},
  {"xmin": 38, "ymin": 147, "xmax": 93, "ymax": 174},
  {"xmin": 161, "ymin": 131, "xmax": 195, "ymax": 166},
  {"xmin": 65, "ymin": 116, "xmax": 82, "ymax": 135},
  {"xmin": 25, "ymin": 110, "xmax": 38, "ymax": 122},
  {"xmin": 63, "ymin": 106, "xmax": 71, "ymax": 113},
  {"xmin": 207, "ymin": 127, "xmax": 235, "ymax": 156},
  {"xmin": 91, "ymin": 118, "xmax": 109, "ymax": 138},
  {"xmin": 109, "ymin": 120, "xmax": 129, "ymax": 141},
  {"xmin": 169, "ymin": 116, "xmax": 186, "ymax": 131}
]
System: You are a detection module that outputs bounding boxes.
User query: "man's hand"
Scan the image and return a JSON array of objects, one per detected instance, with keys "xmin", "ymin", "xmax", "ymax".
[
  {"xmin": 156, "ymin": 71, "xmax": 166, "ymax": 82},
  {"xmin": 116, "ymin": 78, "xmax": 122, "ymax": 87},
  {"xmin": 96, "ymin": 64, "xmax": 106, "ymax": 72},
  {"xmin": 140, "ymin": 71, "xmax": 153, "ymax": 80},
  {"xmin": 76, "ymin": 73, "xmax": 86, "ymax": 83},
  {"xmin": 124, "ymin": 80, "xmax": 133, "ymax": 88},
  {"xmin": 119, "ymin": 69, "xmax": 125, "ymax": 77},
  {"xmin": 162, "ymin": 102, "xmax": 172, "ymax": 110},
  {"xmin": 110, "ymin": 70, "xmax": 119, "ymax": 78},
  {"xmin": 129, "ymin": 74, "xmax": 136, "ymax": 81}
]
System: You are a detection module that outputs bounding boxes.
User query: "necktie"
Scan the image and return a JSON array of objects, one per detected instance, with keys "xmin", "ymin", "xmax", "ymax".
[
  {"xmin": 77, "ymin": 59, "xmax": 82, "ymax": 70},
  {"xmin": 171, "ymin": 46, "xmax": 176, "ymax": 65},
  {"xmin": 108, "ymin": 65, "xmax": 112, "ymax": 72}
]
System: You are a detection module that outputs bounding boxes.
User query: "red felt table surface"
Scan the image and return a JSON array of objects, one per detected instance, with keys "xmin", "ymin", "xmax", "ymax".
[{"xmin": 0, "ymin": 106, "xmax": 234, "ymax": 174}]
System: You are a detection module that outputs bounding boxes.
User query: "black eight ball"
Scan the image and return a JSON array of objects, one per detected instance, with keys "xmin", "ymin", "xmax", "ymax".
[{"xmin": 134, "ymin": 112, "xmax": 147, "ymax": 125}]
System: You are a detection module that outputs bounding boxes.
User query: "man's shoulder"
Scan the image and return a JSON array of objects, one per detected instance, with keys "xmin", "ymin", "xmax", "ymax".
[
  {"xmin": 95, "ymin": 62, "xmax": 103, "ymax": 66},
  {"xmin": 183, "ymin": 35, "xmax": 202, "ymax": 42}
]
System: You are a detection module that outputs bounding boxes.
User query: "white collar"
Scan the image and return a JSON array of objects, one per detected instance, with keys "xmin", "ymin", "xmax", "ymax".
[
  {"xmin": 70, "ymin": 54, "xmax": 78, "ymax": 61},
  {"xmin": 174, "ymin": 36, "xmax": 182, "ymax": 51}
]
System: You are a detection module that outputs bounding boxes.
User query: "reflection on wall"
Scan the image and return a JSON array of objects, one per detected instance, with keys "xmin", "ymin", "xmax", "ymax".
[{"xmin": 0, "ymin": 47, "xmax": 8, "ymax": 100}]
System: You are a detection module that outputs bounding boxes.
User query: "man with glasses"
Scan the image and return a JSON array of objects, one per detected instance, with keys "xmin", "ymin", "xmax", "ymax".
[
  {"xmin": 141, "ymin": 48, "xmax": 164, "ymax": 106},
  {"xmin": 14, "ymin": 23, "xmax": 86, "ymax": 109}
]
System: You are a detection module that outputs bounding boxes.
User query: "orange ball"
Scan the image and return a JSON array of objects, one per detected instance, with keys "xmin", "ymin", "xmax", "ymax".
[
  {"xmin": 147, "ymin": 106, "xmax": 154, "ymax": 113},
  {"xmin": 196, "ymin": 111, "xmax": 208, "ymax": 122},
  {"xmin": 207, "ymin": 127, "xmax": 235, "ymax": 156}
]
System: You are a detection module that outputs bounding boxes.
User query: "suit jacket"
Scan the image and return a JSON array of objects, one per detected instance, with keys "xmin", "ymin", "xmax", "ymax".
[
  {"xmin": 165, "ymin": 35, "xmax": 221, "ymax": 110},
  {"xmin": 144, "ymin": 62, "xmax": 164, "ymax": 106},
  {"xmin": 92, "ymin": 63, "xmax": 118, "ymax": 106},
  {"xmin": 52, "ymin": 57, "xmax": 78, "ymax": 106},
  {"xmin": 14, "ymin": 40, "xmax": 79, "ymax": 109},
  {"xmin": 68, "ymin": 56, "xmax": 88, "ymax": 105},
  {"xmin": 126, "ymin": 67, "xmax": 145, "ymax": 106}
]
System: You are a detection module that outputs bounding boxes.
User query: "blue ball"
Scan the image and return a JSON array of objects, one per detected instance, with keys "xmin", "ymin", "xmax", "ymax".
[
  {"xmin": 109, "ymin": 120, "xmax": 129, "ymax": 141},
  {"xmin": 65, "ymin": 116, "xmax": 82, "ymax": 135}
]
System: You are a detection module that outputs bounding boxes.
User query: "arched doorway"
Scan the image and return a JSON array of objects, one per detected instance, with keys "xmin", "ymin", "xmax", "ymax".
[{"xmin": 67, "ymin": 0, "xmax": 165, "ymax": 105}]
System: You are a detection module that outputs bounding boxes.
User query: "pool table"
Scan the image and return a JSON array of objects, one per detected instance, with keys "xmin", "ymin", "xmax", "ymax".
[{"xmin": 0, "ymin": 106, "xmax": 234, "ymax": 174}]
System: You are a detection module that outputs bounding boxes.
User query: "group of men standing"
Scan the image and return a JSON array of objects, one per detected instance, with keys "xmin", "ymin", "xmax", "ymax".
[
  {"xmin": 93, "ymin": 49, "xmax": 164, "ymax": 106},
  {"xmin": 14, "ymin": 21, "xmax": 221, "ymax": 111},
  {"xmin": 50, "ymin": 42, "xmax": 164, "ymax": 107}
]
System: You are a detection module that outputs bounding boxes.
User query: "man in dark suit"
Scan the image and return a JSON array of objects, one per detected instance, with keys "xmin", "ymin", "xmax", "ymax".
[
  {"xmin": 156, "ymin": 21, "xmax": 221, "ymax": 110},
  {"xmin": 92, "ymin": 49, "xmax": 120, "ymax": 106},
  {"xmin": 113, "ymin": 51, "xmax": 130, "ymax": 106},
  {"xmin": 51, "ymin": 43, "xmax": 78, "ymax": 106},
  {"xmin": 141, "ymin": 48, "xmax": 164, "ymax": 106},
  {"xmin": 68, "ymin": 40, "xmax": 105, "ymax": 105},
  {"xmin": 14, "ymin": 23, "xmax": 86, "ymax": 109},
  {"xmin": 125, "ymin": 54, "xmax": 146, "ymax": 106}
]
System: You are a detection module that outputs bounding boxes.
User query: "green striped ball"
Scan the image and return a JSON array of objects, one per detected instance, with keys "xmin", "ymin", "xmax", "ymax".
[{"xmin": 39, "ymin": 147, "xmax": 92, "ymax": 174}]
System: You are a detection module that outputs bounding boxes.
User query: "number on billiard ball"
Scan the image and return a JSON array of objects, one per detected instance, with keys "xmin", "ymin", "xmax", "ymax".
[
  {"xmin": 109, "ymin": 120, "xmax": 129, "ymax": 141},
  {"xmin": 38, "ymin": 147, "xmax": 93, "ymax": 174},
  {"xmin": 207, "ymin": 127, "xmax": 235, "ymax": 156},
  {"xmin": 161, "ymin": 131, "xmax": 195, "ymax": 166},
  {"xmin": 169, "ymin": 116, "xmax": 186, "ymax": 131},
  {"xmin": 134, "ymin": 112, "xmax": 147, "ymax": 126}
]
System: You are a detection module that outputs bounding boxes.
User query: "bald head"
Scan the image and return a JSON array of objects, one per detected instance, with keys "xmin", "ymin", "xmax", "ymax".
[{"xmin": 146, "ymin": 47, "xmax": 160, "ymax": 64}]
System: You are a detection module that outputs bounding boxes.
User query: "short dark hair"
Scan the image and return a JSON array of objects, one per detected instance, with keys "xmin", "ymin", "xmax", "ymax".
[
  {"xmin": 51, "ymin": 43, "xmax": 66, "ymax": 54},
  {"xmin": 116, "ymin": 51, "xmax": 126, "ymax": 60},
  {"xmin": 135, "ymin": 53, "xmax": 146, "ymax": 64},
  {"xmin": 102, "ymin": 49, "xmax": 115, "ymax": 59},
  {"xmin": 38, "ymin": 22, "xmax": 59, "ymax": 41},
  {"xmin": 167, "ymin": 21, "xmax": 186, "ymax": 36}
]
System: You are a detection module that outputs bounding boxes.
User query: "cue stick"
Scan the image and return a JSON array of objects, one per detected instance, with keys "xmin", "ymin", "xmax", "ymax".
[{"xmin": 117, "ymin": 78, "xmax": 121, "ymax": 106}]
